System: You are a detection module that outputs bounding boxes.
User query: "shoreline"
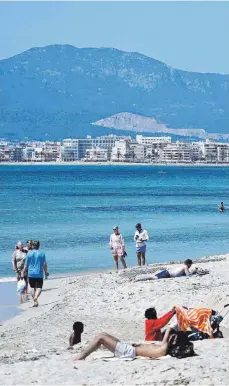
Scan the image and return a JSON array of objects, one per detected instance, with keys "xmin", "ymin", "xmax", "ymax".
[
  {"xmin": 0, "ymin": 161, "xmax": 229, "ymax": 167},
  {"xmin": 1, "ymin": 252, "xmax": 227, "ymax": 325}
]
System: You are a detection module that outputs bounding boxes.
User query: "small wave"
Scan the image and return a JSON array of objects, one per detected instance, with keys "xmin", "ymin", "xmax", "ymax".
[{"xmin": 0, "ymin": 277, "xmax": 16, "ymax": 283}]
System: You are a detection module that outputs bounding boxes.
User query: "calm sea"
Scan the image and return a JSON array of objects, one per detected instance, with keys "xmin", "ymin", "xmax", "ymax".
[{"xmin": 0, "ymin": 165, "xmax": 228, "ymax": 280}]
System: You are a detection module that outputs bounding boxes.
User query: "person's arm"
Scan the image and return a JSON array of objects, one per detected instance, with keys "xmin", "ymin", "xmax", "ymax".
[
  {"xmin": 140, "ymin": 230, "xmax": 149, "ymax": 242},
  {"xmin": 184, "ymin": 265, "xmax": 192, "ymax": 276},
  {"xmin": 12, "ymin": 252, "xmax": 17, "ymax": 272},
  {"xmin": 153, "ymin": 310, "xmax": 175, "ymax": 330},
  {"xmin": 162, "ymin": 327, "xmax": 173, "ymax": 344},
  {"xmin": 109, "ymin": 235, "xmax": 113, "ymax": 249},
  {"xmin": 22, "ymin": 255, "xmax": 28, "ymax": 277},
  {"xmin": 134, "ymin": 231, "xmax": 138, "ymax": 241},
  {"xmin": 43, "ymin": 254, "xmax": 48, "ymax": 275}
]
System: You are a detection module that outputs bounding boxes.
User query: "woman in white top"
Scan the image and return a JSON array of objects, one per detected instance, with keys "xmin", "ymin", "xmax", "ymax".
[{"xmin": 109, "ymin": 226, "xmax": 127, "ymax": 272}]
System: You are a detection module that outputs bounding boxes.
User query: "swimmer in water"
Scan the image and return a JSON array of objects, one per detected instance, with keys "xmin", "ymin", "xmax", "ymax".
[{"xmin": 218, "ymin": 202, "xmax": 225, "ymax": 212}]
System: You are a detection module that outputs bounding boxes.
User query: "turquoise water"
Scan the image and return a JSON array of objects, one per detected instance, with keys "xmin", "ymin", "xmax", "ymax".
[{"xmin": 0, "ymin": 165, "xmax": 228, "ymax": 279}]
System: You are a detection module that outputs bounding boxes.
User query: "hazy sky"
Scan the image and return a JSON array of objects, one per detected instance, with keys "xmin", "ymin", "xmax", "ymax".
[{"xmin": 0, "ymin": 1, "xmax": 228, "ymax": 73}]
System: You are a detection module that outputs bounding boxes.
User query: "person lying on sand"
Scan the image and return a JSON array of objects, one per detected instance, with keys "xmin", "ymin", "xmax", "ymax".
[
  {"xmin": 73, "ymin": 329, "xmax": 195, "ymax": 360},
  {"xmin": 68, "ymin": 321, "xmax": 84, "ymax": 349},
  {"xmin": 145, "ymin": 307, "xmax": 176, "ymax": 341},
  {"xmin": 133, "ymin": 259, "xmax": 197, "ymax": 282}
]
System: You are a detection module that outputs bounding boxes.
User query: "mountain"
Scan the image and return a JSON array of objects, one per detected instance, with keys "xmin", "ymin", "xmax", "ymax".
[
  {"xmin": 0, "ymin": 44, "xmax": 228, "ymax": 140},
  {"xmin": 93, "ymin": 112, "xmax": 229, "ymax": 141}
]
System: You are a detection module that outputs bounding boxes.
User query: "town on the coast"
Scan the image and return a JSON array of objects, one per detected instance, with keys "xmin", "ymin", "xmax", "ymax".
[{"xmin": 1, "ymin": 134, "xmax": 229, "ymax": 164}]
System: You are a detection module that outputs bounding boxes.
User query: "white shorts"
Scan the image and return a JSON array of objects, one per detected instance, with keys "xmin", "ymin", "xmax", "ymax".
[{"xmin": 115, "ymin": 341, "xmax": 136, "ymax": 358}]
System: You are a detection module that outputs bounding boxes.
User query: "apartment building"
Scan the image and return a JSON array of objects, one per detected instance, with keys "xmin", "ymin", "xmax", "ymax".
[{"xmin": 161, "ymin": 141, "xmax": 191, "ymax": 163}]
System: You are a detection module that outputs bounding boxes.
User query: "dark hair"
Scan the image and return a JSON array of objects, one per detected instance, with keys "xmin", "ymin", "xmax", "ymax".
[
  {"xmin": 221, "ymin": 202, "xmax": 224, "ymax": 205},
  {"xmin": 32, "ymin": 240, "xmax": 40, "ymax": 249},
  {"xmin": 167, "ymin": 332, "xmax": 196, "ymax": 359},
  {"xmin": 184, "ymin": 259, "xmax": 193, "ymax": 267},
  {"xmin": 73, "ymin": 321, "xmax": 84, "ymax": 333},
  {"xmin": 136, "ymin": 223, "xmax": 142, "ymax": 229},
  {"xmin": 145, "ymin": 308, "xmax": 157, "ymax": 319},
  {"xmin": 27, "ymin": 240, "xmax": 33, "ymax": 244}
]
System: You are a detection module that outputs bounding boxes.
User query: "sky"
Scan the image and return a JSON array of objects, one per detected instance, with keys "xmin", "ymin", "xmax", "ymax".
[{"xmin": 0, "ymin": 1, "xmax": 228, "ymax": 74}]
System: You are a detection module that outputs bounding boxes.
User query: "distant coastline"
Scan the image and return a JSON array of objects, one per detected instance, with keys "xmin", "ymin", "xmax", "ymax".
[{"xmin": 1, "ymin": 161, "xmax": 229, "ymax": 167}]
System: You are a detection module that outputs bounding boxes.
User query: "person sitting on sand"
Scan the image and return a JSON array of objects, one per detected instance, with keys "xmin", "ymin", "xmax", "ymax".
[
  {"xmin": 23, "ymin": 240, "xmax": 48, "ymax": 307},
  {"xmin": 68, "ymin": 321, "xmax": 84, "ymax": 349},
  {"xmin": 133, "ymin": 259, "xmax": 197, "ymax": 282},
  {"xmin": 73, "ymin": 328, "xmax": 195, "ymax": 360},
  {"xmin": 145, "ymin": 307, "xmax": 176, "ymax": 341},
  {"xmin": 218, "ymin": 202, "xmax": 225, "ymax": 212}
]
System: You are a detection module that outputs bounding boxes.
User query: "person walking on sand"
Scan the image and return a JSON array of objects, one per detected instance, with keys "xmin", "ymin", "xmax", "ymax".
[
  {"xmin": 12, "ymin": 241, "xmax": 28, "ymax": 296},
  {"xmin": 134, "ymin": 223, "xmax": 149, "ymax": 266},
  {"xmin": 109, "ymin": 226, "xmax": 127, "ymax": 272},
  {"xmin": 23, "ymin": 240, "xmax": 48, "ymax": 307}
]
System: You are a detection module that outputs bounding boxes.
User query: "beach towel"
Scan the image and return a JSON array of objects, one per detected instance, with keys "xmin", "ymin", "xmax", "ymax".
[{"xmin": 176, "ymin": 306, "xmax": 212, "ymax": 336}]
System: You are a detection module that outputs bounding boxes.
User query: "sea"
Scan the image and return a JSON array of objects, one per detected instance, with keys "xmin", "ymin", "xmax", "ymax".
[{"xmin": 0, "ymin": 165, "xmax": 229, "ymax": 280}]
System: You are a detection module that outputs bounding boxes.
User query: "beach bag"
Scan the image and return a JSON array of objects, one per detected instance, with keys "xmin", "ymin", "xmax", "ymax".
[
  {"xmin": 169, "ymin": 342, "xmax": 195, "ymax": 359},
  {"xmin": 17, "ymin": 278, "xmax": 26, "ymax": 293},
  {"xmin": 168, "ymin": 331, "xmax": 196, "ymax": 359}
]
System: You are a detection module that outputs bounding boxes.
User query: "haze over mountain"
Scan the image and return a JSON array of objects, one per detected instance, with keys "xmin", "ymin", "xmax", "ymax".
[{"xmin": 0, "ymin": 44, "xmax": 228, "ymax": 140}]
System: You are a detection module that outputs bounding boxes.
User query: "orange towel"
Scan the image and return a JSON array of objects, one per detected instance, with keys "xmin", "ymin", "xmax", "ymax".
[{"xmin": 176, "ymin": 306, "xmax": 213, "ymax": 336}]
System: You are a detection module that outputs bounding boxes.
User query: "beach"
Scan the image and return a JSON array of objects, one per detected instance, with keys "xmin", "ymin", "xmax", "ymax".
[
  {"xmin": 1, "ymin": 253, "xmax": 229, "ymax": 385},
  {"xmin": 1, "ymin": 161, "xmax": 229, "ymax": 167}
]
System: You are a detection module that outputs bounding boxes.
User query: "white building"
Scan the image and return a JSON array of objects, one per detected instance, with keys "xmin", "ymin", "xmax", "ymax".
[
  {"xmin": 136, "ymin": 135, "xmax": 171, "ymax": 146},
  {"xmin": 161, "ymin": 141, "xmax": 191, "ymax": 163},
  {"xmin": 85, "ymin": 148, "xmax": 108, "ymax": 162}
]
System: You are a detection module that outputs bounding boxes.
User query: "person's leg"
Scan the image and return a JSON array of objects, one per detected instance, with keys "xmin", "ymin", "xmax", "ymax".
[
  {"xmin": 33, "ymin": 279, "xmax": 43, "ymax": 306},
  {"xmin": 137, "ymin": 252, "xmax": 141, "ymax": 266},
  {"xmin": 73, "ymin": 333, "xmax": 119, "ymax": 360},
  {"xmin": 113, "ymin": 256, "xmax": 119, "ymax": 272},
  {"xmin": 142, "ymin": 252, "xmax": 146, "ymax": 265},
  {"xmin": 120, "ymin": 256, "xmax": 127, "ymax": 269}
]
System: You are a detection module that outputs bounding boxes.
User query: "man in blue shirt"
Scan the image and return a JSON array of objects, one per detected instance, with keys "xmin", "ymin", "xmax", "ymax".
[{"xmin": 23, "ymin": 240, "xmax": 48, "ymax": 307}]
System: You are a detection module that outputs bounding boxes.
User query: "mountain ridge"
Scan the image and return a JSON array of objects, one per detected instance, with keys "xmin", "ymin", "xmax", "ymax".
[{"xmin": 0, "ymin": 44, "xmax": 228, "ymax": 140}]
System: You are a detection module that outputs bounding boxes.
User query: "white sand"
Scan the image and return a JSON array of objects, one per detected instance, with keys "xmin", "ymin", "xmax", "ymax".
[{"xmin": 1, "ymin": 254, "xmax": 229, "ymax": 385}]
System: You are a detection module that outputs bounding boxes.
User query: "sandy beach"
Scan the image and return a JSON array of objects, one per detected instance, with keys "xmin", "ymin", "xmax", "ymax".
[
  {"xmin": 1, "ymin": 161, "xmax": 229, "ymax": 167},
  {"xmin": 1, "ymin": 254, "xmax": 229, "ymax": 385}
]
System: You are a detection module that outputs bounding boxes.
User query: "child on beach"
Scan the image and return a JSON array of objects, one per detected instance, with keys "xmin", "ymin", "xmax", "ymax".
[
  {"xmin": 145, "ymin": 307, "xmax": 176, "ymax": 341},
  {"xmin": 68, "ymin": 321, "xmax": 84, "ymax": 349}
]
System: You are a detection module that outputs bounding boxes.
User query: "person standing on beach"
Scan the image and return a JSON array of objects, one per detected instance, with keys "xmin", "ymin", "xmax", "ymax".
[
  {"xmin": 23, "ymin": 240, "xmax": 48, "ymax": 307},
  {"xmin": 109, "ymin": 226, "xmax": 127, "ymax": 272},
  {"xmin": 134, "ymin": 223, "xmax": 149, "ymax": 266}
]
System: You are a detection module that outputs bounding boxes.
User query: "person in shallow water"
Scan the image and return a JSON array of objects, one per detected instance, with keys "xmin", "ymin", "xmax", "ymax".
[
  {"xmin": 218, "ymin": 202, "xmax": 225, "ymax": 212},
  {"xmin": 134, "ymin": 223, "xmax": 149, "ymax": 266},
  {"xmin": 12, "ymin": 241, "xmax": 28, "ymax": 293},
  {"xmin": 109, "ymin": 226, "xmax": 127, "ymax": 272}
]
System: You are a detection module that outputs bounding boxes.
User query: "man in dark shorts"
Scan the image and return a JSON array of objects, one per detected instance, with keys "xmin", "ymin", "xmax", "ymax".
[{"xmin": 23, "ymin": 240, "xmax": 48, "ymax": 307}]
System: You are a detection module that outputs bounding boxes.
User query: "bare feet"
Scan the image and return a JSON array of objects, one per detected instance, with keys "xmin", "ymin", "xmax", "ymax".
[{"xmin": 33, "ymin": 298, "xmax": 38, "ymax": 307}]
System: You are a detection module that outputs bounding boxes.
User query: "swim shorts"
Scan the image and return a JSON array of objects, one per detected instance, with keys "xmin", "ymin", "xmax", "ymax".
[
  {"xmin": 29, "ymin": 277, "xmax": 43, "ymax": 289},
  {"xmin": 114, "ymin": 341, "xmax": 136, "ymax": 358},
  {"xmin": 136, "ymin": 245, "xmax": 146, "ymax": 253},
  {"xmin": 155, "ymin": 269, "xmax": 170, "ymax": 279}
]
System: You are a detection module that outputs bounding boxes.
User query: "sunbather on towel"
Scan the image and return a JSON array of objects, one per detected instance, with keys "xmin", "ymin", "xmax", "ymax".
[
  {"xmin": 73, "ymin": 329, "xmax": 195, "ymax": 360},
  {"xmin": 133, "ymin": 259, "xmax": 197, "ymax": 282},
  {"xmin": 145, "ymin": 306, "xmax": 176, "ymax": 341}
]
